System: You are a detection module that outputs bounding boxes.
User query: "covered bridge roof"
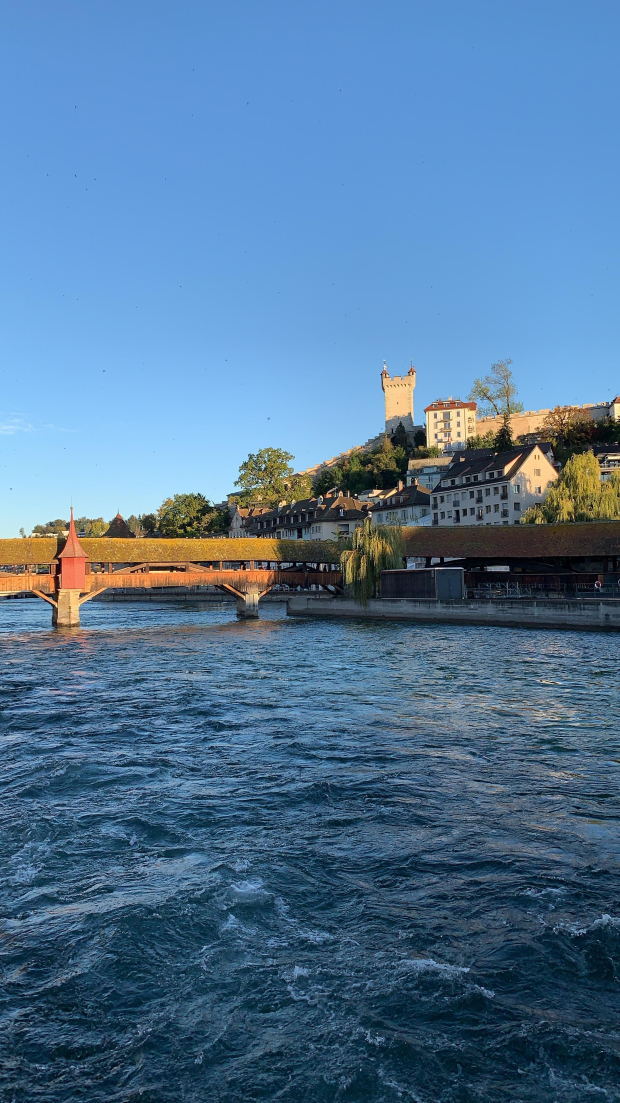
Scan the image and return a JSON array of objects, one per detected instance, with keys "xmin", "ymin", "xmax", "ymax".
[
  {"xmin": 402, "ymin": 522, "xmax": 620, "ymax": 560},
  {"xmin": 0, "ymin": 536, "xmax": 343, "ymax": 565}
]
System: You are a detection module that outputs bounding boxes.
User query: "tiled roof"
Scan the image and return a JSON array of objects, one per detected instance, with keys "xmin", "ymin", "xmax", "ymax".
[
  {"xmin": 247, "ymin": 494, "xmax": 370, "ymax": 532},
  {"xmin": 437, "ymin": 444, "xmax": 553, "ymax": 486},
  {"xmin": 424, "ymin": 399, "xmax": 477, "ymax": 412},
  {"xmin": 370, "ymin": 485, "xmax": 432, "ymax": 511},
  {"xmin": 103, "ymin": 513, "xmax": 136, "ymax": 538},
  {"xmin": 402, "ymin": 522, "xmax": 620, "ymax": 559}
]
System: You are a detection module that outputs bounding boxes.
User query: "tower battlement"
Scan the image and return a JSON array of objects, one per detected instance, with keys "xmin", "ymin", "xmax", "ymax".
[{"xmin": 381, "ymin": 362, "xmax": 416, "ymax": 435}]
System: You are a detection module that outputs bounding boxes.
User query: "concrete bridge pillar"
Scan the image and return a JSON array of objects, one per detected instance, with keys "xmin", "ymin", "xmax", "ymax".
[
  {"xmin": 236, "ymin": 590, "xmax": 260, "ymax": 618},
  {"xmin": 53, "ymin": 589, "xmax": 81, "ymax": 627}
]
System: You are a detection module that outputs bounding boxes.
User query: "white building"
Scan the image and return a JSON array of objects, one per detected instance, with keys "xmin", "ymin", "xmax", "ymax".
[
  {"xmin": 430, "ymin": 444, "xmax": 558, "ymax": 526},
  {"xmin": 370, "ymin": 481, "xmax": 432, "ymax": 526},
  {"xmin": 425, "ymin": 398, "xmax": 478, "ymax": 452},
  {"xmin": 228, "ymin": 504, "xmax": 271, "ymax": 538}
]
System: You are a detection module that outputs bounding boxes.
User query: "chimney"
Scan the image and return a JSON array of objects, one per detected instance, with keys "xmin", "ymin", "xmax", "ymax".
[{"xmin": 397, "ymin": 479, "xmax": 404, "ymax": 491}]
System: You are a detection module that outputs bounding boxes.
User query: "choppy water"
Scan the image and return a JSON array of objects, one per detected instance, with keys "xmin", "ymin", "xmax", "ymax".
[{"xmin": 1, "ymin": 598, "xmax": 620, "ymax": 1102}]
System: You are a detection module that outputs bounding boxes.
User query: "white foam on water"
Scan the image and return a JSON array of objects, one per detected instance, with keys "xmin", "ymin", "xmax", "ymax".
[
  {"xmin": 402, "ymin": 958, "xmax": 470, "ymax": 977},
  {"xmin": 229, "ymin": 878, "xmax": 265, "ymax": 896},
  {"xmin": 554, "ymin": 913, "xmax": 620, "ymax": 937}
]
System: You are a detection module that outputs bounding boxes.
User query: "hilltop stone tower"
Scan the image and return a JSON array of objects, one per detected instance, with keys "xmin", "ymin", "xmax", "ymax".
[{"xmin": 381, "ymin": 361, "xmax": 416, "ymax": 436}]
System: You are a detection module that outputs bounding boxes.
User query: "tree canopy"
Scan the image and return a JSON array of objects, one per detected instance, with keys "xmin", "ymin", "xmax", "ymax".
[
  {"xmin": 313, "ymin": 434, "xmax": 423, "ymax": 497},
  {"xmin": 522, "ymin": 452, "xmax": 620, "ymax": 524},
  {"xmin": 341, "ymin": 518, "xmax": 405, "ymax": 606},
  {"xmin": 157, "ymin": 493, "xmax": 228, "ymax": 537},
  {"xmin": 234, "ymin": 447, "xmax": 312, "ymax": 507}
]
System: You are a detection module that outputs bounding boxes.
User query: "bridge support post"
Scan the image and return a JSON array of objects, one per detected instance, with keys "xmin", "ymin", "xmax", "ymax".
[
  {"xmin": 53, "ymin": 589, "xmax": 81, "ymax": 627},
  {"xmin": 236, "ymin": 590, "xmax": 260, "ymax": 618}
]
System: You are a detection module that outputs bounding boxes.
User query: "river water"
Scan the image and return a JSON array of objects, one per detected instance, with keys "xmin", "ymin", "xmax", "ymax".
[{"xmin": 1, "ymin": 598, "xmax": 620, "ymax": 1102}]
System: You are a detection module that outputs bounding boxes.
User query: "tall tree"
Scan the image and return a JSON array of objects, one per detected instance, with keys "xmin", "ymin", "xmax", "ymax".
[
  {"xmin": 341, "ymin": 518, "xmax": 405, "ymax": 606},
  {"xmin": 522, "ymin": 452, "xmax": 620, "ymax": 523},
  {"xmin": 234, "ymin": 447, "xmax": 310, "ymax": 506},
  {"xmin": 468, "ymin": 358, "xmax": 523, "ymax": 445}
]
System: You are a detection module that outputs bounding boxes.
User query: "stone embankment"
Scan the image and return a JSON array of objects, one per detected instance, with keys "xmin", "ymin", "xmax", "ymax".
[{"xmin": 287, "ymin": 595, "xmax": 620, "ymax": 631}]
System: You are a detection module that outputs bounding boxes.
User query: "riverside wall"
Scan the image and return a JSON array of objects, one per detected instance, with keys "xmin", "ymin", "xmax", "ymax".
[{"xmin": 287, "ymin": 595, "xmax": 620, "ymax": 631}]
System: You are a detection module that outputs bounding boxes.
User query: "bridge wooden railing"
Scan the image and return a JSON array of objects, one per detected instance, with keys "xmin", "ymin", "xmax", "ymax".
[{"xmin": 0, "ymin": 568, "xmax": 342, "ymax": 598}]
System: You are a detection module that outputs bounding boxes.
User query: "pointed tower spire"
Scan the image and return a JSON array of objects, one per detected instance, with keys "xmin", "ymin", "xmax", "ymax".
[
  {"xmin": 58, "ymin": 507, "xmax": 88, "ymax": 591},
  {"xmin": 59, "ymin": 507, "xmax": 87, "ymax": 560}
]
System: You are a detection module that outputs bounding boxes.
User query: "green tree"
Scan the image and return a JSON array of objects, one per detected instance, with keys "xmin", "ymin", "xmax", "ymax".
[
  {"xmin": 75, "ymin": 516, "xmax": 107, "ymax": 536},
  {"xmin": 314, "ymin": 465, "xmax": 344, "ymax": 497},
  {"xmin": 468, "ymin": 358, "xmax": 523, "ymax": 445},
  {"xmin": 593, "ymin": 417, "xmax": 620, "ymax": 447},
  {"xmin": 466, "ymin": 431, "xmax": 496, "ymax": 450},
  {"xmin": 493, "ymin": 423, "xmax": 514, "ymax": 452},
  {"xmin": 368, "ymin": 435, "xmax": 405, "ymax": 488},
  {"xmin": 139, "ymin": 513, "xmax": 159, "ymax": 537},
  {"xmin": 157, "ymin": 493, "xmax": 228, "ymax": 537},
  {"xmin": 341, "ymin": 518, "xmax": 405, "ymax": 606},
  {"xmin": 411, "ymin": 445, "xmax": 441, "ymax": 458},
  {"xmin": 390, "ymin": 421, "xmax": 410, "ymax": 452},
  {"xmin": 522, "ymin": 452, "xmax": 620, "ymax": 524},
  {"xmin": 413, "ymin": 429, "xmax": 427, "ymax": 448},
  {"xmin": 31, "ymin": 518, "xmax": 68, "ymax": 536},
  {"xmin": 235, "ymin": 447, "xmax": 311, "ymax": 507}
]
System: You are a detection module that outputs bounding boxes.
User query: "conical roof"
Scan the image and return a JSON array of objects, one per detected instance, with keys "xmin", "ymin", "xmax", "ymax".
[
  {"xmin": 58, "ymin": 508, "xmax": 88, "ymax": 559},
  {"xmin": 103, "ymin": 512, "xmax": 136, "ymax": 538}
]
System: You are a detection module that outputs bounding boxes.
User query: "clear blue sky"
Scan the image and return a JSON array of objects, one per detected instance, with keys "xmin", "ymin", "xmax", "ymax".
[{"xmin": 1, "ymin": 1, "xmax": 619, "ymax": 534}]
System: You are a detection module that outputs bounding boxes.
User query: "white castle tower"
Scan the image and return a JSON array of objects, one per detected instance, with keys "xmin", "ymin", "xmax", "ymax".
[{"xmin": 381, "ymin": 361, "xmax": 416, "ymax": 436}]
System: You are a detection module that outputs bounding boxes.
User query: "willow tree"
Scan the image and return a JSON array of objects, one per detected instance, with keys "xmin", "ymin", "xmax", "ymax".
[
  {"xmin": 341, "ymin": 518, "xmax": 405, "ymax": 606},
  {"xmin": 522, "ymin": 451, "xmax": 620, "ymax": 523}
]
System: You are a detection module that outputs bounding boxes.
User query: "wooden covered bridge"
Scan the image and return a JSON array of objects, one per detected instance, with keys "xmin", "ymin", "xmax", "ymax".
[{"xmin": 0, "ymin": 512, "xmax": 343, "ymax": 625}]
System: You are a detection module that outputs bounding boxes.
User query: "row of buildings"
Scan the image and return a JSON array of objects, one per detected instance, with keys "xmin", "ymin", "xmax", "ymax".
[{"xmin": 229, "ymin": 440, "xmax": 562, "ymax": 538}]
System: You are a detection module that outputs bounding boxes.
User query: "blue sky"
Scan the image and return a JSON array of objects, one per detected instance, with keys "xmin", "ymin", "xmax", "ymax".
[{"xmin": 1, "ymin": 1, "xmax": 619, "ymax": 534}]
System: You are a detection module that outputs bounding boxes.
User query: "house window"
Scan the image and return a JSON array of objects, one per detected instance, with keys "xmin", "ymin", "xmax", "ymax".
[
  {"xmin": 501, "ymin": 508, "xmax": 509, "ymax": 517},
  {"xmin": 433, "ymin": 513, "xmax": 438, "ymax": 525},
  {"xmin": 485, "ymin": 504, "xmax": 491, "ymax": 514},
  {"xmin": 447, "ymin": 511, "xmax": 452, "ymax": 519},
  {"xmin": 534, "ymin": 468, "xmax": 541, "ymax": 476},
  {"xmin": 457, "ymin": 432, "xmax": 461, "ymax": 438},
  {"xmin": 440, "ymin": 495, "xmax": 445, "ymax": 504},
  {"xmin": 470, "ymin": 507, "xmax": 476, "ymax": 516},
  {"xmin": 535, "ymin": 486, "xmax": 541, "ymax": 495},
  {"xmin": 485, "ymin": 488, "xmax": 490, "ymax": 496},
  {"xmin": 493, "ymin": 486, "xmax": 499, "ymax": 495},
  {"xmin": 514, "ymin": 502, "xmax": 521, "ymax": 511},
  {"xmin": 465, "ymin": 476, "xmax": 470, "ymax": 483},
  {"xmin": 513, "ymin": 485, "xmax": 520, "ymax": 495},
  {"xmin": 476, "ymin": 508, "xmax": 483, "ymax": 519},
  {"xmin": 494, "ymin": 504, "xmax": 499, "ymax": 512},
  {"xmin": 469, "ymin": 490, "xmax": 474, "ymax": 499},
  {"xmin": 432, "ymin": 497, "xmax": 438, "ymax": 508},
  {"xmin": 440, "ymin": 512, "xmax": 445, "ymax": 520}
]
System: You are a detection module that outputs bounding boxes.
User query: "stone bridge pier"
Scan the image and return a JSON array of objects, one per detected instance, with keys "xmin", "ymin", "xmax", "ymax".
[{"xmin": 52, "ymin": 589, "xmax": 81, "ymax": 627}]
